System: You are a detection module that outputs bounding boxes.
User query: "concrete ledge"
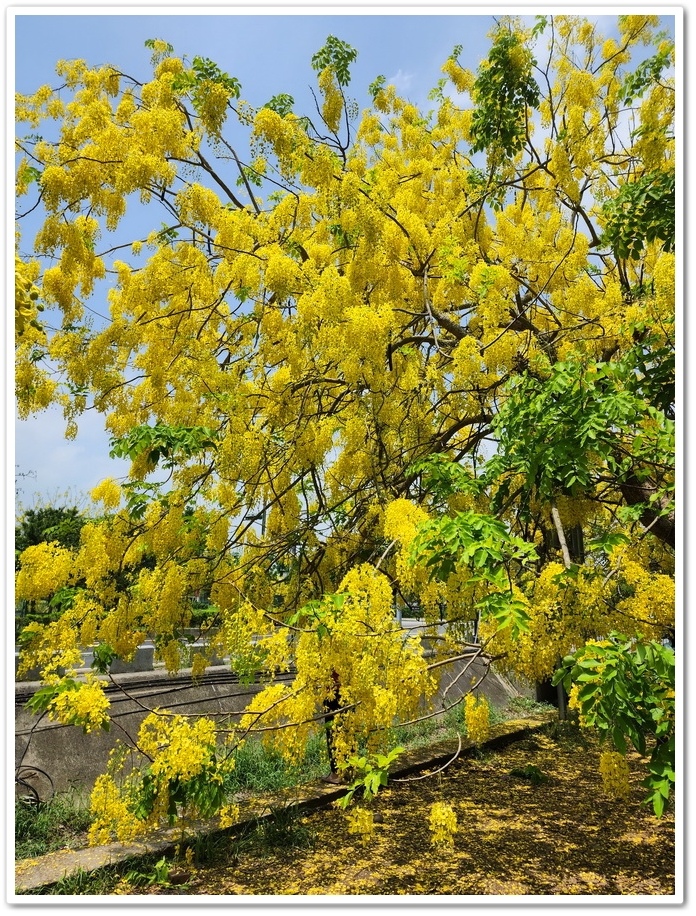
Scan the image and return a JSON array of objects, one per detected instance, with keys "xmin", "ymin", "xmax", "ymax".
[
  {"xmin": 16, "ymin": 656, "xmax": 530, "ymax": 796},
  {"xmin": 14, "ymin": 715, "xmax": 553, "ymax": 895}
]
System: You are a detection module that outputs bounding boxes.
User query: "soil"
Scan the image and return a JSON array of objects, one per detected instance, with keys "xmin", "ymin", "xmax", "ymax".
[{"xmin": 114, "ymin": 723, "xmax": 677, "ymax": 897}]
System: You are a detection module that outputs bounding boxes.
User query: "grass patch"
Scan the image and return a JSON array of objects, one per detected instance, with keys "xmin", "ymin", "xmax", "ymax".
[
  {"xmin": 249, "ymin": 805, "xmax": 316, "ymax": 854},
  {"xmin": 388, "ymin": 693, "xmax": 547, "ymax": 753},
  {"xmin": 226, "ymin": 733, "xmax": 328, "ymax": 793},
  {"xmin": 15, "ymin": 790, "xmax": 92, "ymax": 860},
  {"xmin": 504, "ymin": 695, "xmax": 557, "ymax": 717}
]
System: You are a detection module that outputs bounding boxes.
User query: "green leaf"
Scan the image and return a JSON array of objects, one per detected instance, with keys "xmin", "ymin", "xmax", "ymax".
[
  {"xmin": 651, "ymin": 792, "xmax": 665, "ymax": 817},
  {"xmin": 368, "ymin": 75, "xmax": 386, "ymax": 100},
  {"xmin": 611, "ymin": 726, "xmax": 627, "ymax": 755},
  {"xmin": 264, "ymin": 93, "xmax": 294, "ymax": 117},
  {"xmin": 311, "ymin": 35, "xmax": 358, "ymax": 86}
]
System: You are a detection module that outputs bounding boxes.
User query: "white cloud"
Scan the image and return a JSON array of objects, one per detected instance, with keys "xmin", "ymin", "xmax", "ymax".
[{"xmin": 387, "ymin": 68, "xmax": 414, "ymax": 93}]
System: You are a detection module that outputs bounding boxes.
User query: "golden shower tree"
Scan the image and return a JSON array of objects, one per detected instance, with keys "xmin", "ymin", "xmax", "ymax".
[{"xmin": 15, "ymin": 15, "xmax": 675, "ymax": 835}]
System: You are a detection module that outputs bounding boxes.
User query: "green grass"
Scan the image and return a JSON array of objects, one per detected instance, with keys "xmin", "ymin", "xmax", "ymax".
[
  {"xmin": 504, "ymin": 695, "xmax": 557, "ymax": 717},
  {"xmin": 249, "ymin": 804, "xmax": 316, "ymax": 853},
  {"xmin": 225, "ymin": 733, "xmax": 328, "ymax": 793},
  {"xmin": 15, "ymin": 790, "xmax": 92, "ymax": 860},
  {"xmin": 388, "ymin": 693, "xmax": 540, "ymax": 753}
]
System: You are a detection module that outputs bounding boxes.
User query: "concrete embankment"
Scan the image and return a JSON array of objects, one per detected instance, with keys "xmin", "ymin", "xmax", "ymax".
[{"xmin": 16, "ymin": 652, "xmax": 527, "ymax": 796}]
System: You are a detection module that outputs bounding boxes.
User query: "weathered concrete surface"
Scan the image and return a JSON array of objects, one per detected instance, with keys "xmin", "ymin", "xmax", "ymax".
[
  {"xmin": 15, "ymin": 666, "xmax": 296, "ymax": 795},
  {"xmin": 15, "ymin": 652, "xmax": 532, "ymax": 796},
  {"xmin": 14, "ymin": 716, "xmax": 552, "ymax": 895}
]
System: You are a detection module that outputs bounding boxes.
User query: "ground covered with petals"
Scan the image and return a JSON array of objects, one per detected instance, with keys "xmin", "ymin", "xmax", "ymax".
[{"xmin": 118, "ymin": 724, "xmax": 676, "ymax": 897}]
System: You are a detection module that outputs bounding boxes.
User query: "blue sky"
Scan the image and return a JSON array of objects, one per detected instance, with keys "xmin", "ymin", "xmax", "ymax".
[
  {"xmin": 10, "ymin": 6, "xmax": 502, "ymax": 507},
  {"xmin": 10, "ymin": 5, "xmax": 681, "ymax": 509}
]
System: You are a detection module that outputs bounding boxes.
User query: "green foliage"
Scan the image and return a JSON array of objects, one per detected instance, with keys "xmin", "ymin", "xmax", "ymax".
[
  {"xmin": 264, "ymin": 93, "xmax": 294, "ymax": 116},
  {"xmin": 509, "ymin": 763, "xmax": 548, "ymax": 784},
  {"xmin": 134, "ymin": 761, "xmax": 227, "ymax": 825},
  {"xmin": 409, "ymin": 511, "xmax": 536, "ymax": 637},
  {"xmin": 171, "ymin": 55, "xmax": 241, "ymax": 97},
  {"xmin": 25, "ymin": 678, "xmax": 79, "ymax": 715},
  {"xmin": 120, "ymin": 480, "xmax": 163, "ymax": 519},
  {"xmin": 236, "ymin": 164, "xmax": 264, "ymax": 188},
  {"xmin": 408, "ymin": 453, "xmax": 486, "ymax": 505},
  {"xmin": 287, "ymin": 592, "xmax": 346, "ymax": 639},
  {"xmin": 90, "ymin": 642, "xmax": 118, "ymax": 674},
  {"xmin": 24, "ymin": 678, "xmax": 111, "ymax": 733},
  {"xmin": 620, "ymin": 327, "xmax": 674, "ymax": 418},
  {"xmin": 602, "ymin": 169, "xmax": 675, "ymax": 259},
  {"xmin": 410, "ymin": 511, "xmax": 536, "ymax": 585},
  {"xmin": 252, "ymin": 805, "xmax": 315, "ymax": 851},
  {"xmin": 48, "ymin": 585, "xmax": 80, "ymax": 613},
  {"xmin": 156, "ymin": 223, "xmax": 179, "ymax": 244},
  {"xmin": 553, "ymin": 634, "xmax": 675, "ymax": 815},
  {"xmin": 485, "ymin": 354, "xmax": 674, "ymax": 523},
  {"xmin": 335, "ymin": 746, "xmax": 404, "ymax": 809},
  {"xmin": 470, "ymin": 29, "xmax": 540, "ymax": 157},
  {"xmin": 109, "ymin": 423, "xmax": 219, "ymax": 470},
  {"xmin": 144, "ymin": 37, "xmax": 174, "ymax": 60},
  {"xmin": 20, "ymin": 163, "xmax": 41, "ymax": 185},
  {"xmin": 531, "ymin": 16, "xmax": 549, "ymax": 39},
  {"xmin": 620, "ymin": 47, "xmax": 672, "ymax": 105},
  {"xmin": 311, "ymin": 35, "xmax": 358, "ymax": 86},
  {"xmin": 125, "ymin": 856, "xmax": 178, "ymax": 888},
  {"xmin": 586, "ymin": 531, "xmax": 630, "ymax": 554},
  {"xmin": 368, "ymin": 75, "xmax": 386, "ymax": 100},
  {"xmin": 16, "ymin": 505, "xmax": 86, "ymax": 560}
]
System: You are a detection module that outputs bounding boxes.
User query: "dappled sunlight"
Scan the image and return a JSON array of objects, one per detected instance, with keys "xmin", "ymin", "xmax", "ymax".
[{"xmin": 113, "ymin": 726, "xmax": 674, "ymax": 896}]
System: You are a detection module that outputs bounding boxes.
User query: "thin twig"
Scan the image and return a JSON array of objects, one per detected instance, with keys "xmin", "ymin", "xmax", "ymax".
[{"xmin": 391, "ymin": 733, "xmax": 463, "ymax": 782}]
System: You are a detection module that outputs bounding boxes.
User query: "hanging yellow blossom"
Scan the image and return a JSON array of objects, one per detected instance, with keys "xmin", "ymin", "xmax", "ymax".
[
  {"xmin": 599, "ymin": 749, "xmax": 631, "ymax": 800},
  {"xmin": 429, "ymin": 801, "xmax": 458, "ymax": 849},
  {"xmin": 464, "ymin": 693, "xmax": 490, "ymax": 745}
]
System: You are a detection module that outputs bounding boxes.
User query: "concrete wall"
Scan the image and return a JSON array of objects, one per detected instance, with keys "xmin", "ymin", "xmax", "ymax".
[
  {"xmin": 15, "ymin": 666, "xmax": 295, "ymax": 797},
  {"xmin": 15, "ymin": 625, "xmax": 532, "ymax": 797}
]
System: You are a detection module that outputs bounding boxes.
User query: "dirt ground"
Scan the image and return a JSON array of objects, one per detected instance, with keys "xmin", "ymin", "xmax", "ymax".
[{"xmin": 115, "ymin": 723, "xmax": 677, "ymax": 897}]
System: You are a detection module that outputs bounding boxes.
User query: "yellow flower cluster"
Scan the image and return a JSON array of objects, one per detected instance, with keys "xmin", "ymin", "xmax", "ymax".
[
  {"xmin": 16, "ymin": 541, "xmax": 75, "ymax": 602},
  {"xmin": 599, "ymin": 749, "xmax": 631, "ymax": 800},
  {"xmin": 47, "ymin": 676, "xmax": 110, "ymax": 732},
  {"xmin": 89, "ymin": 773, "xmax": 146, "ymax": 845},
  {"xmin": 452, "ymin": 335, "xmax": 483, "ymax": 387},
  {"xmin": 429, "ymin": 801, "xmax": 458, "ymax": 849},
  {"xmin": 90, "ymin": 477, "xmax": 122, "ymax": 510},
  {"xmin": 14, "ymin": 22, "xmax": 675, "ymax": 846},
  {"xmin": 252, "ymin": 107, "xmax": 306, "ymax": 173},
  {"xmin": 136, "ymin": 565, "xmax": 189, "ymax": 647},
  {"xmin": 347, "ymin": 807, "xmax": 374, "ymax": 843},
  {"xmin": 480, "ymin": 560, "xmax": 620, "ymax": 684},
  {"xmin": 14, "ymin": 253, "xmax": 44, "ymax": 337},
  {"xmin": 238, "ymin": 565, "xmax": 435, "ymax": 769},
  {"xmin": 138, "ymin": 712, "xmax": 218, "ymax": 782},
  {"xmin": 441, "ymin": 58, "xmax": 474, "ymax": 94},
  {"xmin": 219, "ymin": 802, "xmax": 240, "ymax": 829},
  {"xmin": 16, "ymin": 615, "xmax": 84, "ymax": 681},
  {"xmin": 464, "ymin": 693, "xmax": 490, "ymax": 746},
  {"xmin": 383, "ymin": 498, "xmax": 429, "ymax": 548},
  {"xmin": 190, "ymin": 652, "xmax": 210, "ymax": 680},
  {"xmin": 318, "ymin": 67, "xmax": 343, "ymax": 133},
  {"xmin": 567, "ymin": 683, "xmax": 591, "ymax": 727}
]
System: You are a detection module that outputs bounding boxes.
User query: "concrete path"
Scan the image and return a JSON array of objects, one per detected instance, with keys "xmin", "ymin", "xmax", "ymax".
[{"xmin": 14, "ymin": 716, "xmax": 551, "ymax": 895}]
